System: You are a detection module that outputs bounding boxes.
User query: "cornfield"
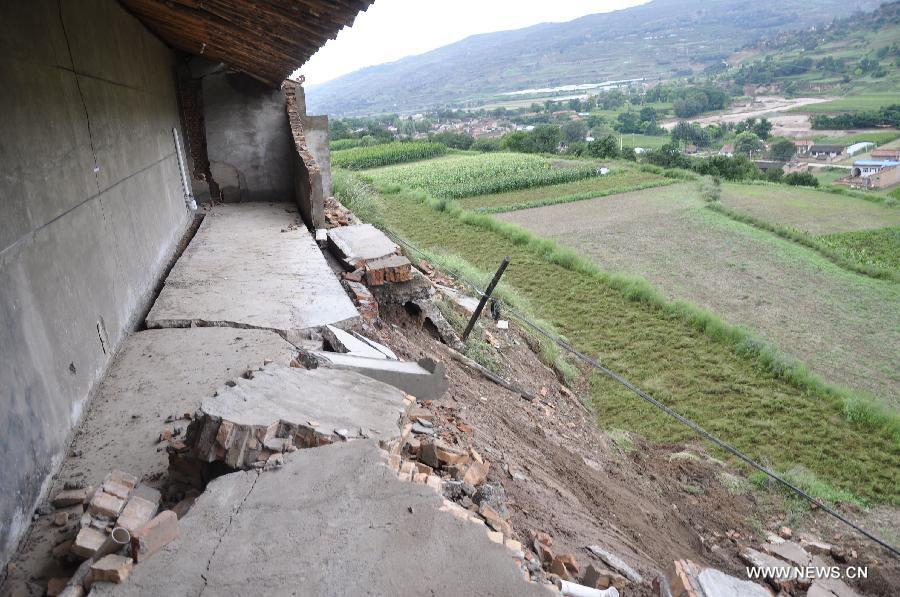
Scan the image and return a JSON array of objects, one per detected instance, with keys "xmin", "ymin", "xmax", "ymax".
[
  {"xmin": 332, "ymin": 142, "xmax": 447, "ymax": 170},
  {"xmin": 364, "ymin": 153, "xmax": 601, "ymax": 199}
]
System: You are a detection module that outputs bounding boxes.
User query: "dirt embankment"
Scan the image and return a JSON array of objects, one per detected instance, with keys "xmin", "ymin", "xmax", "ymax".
[{"xmin": 359, "ymin": 302, "xmax": 897, "ymax": 596}]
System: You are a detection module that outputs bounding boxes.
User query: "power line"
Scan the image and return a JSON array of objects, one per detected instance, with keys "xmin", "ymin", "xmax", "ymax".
[{"xmin": 386, "ymin": 229, "xmax": 900, "ymax": 559}]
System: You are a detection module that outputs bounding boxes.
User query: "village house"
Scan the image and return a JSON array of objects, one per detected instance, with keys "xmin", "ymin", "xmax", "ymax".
[
  {"xmin": 793, "ymin": 140, "xmax": 814, "ymax": 155},
  {"xmin": 851, "ymin": 159, "xmax": 900, "ymax": 178},
  {"xmin": 808, "ymin": 144, "xmax": 845, "ymax": 161},
  {"xmin": 871, "ymin": 148, "xmax": 900, "ymax": 160},
  {"xmin": 719, "ymin": 143, "xmax": 734, "ymax": 157}
]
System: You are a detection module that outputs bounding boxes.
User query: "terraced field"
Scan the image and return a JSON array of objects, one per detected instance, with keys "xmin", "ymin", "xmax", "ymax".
[
  {"xmin": 499, "ymin": 184, "xmax": 900, "ymax": 405},
  {"xmin": 718, "ymin": 184, "xmax": 900, "ymax": 235},
  {"xmin": 457, "ymin": 168, "xmax": 674, "ymax": 212}
]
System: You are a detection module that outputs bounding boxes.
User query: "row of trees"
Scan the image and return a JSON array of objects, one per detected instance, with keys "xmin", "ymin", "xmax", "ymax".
[
  {"xmin": 811, "ymin": 104, "xmax": 900, "ymax": 129},
  {"xmin": 644, "ymin": 144, "xmax": 817, "ymax": 186}
]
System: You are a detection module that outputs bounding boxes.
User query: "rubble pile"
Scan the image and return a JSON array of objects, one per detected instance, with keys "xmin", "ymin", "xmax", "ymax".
[
  {"xmin": 323, "ymin": 195, "xmax": 353, "ymax": 228},
  {"xmin": 41, "ymin": 470, "xmax": 179, "ymax": 596}
]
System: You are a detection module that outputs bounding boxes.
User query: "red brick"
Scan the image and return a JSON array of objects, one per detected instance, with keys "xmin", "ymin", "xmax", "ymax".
[
  {"xmin": 90, "ymin": 554, "xmax": 133, "ymax": 583},
  {"xmin": 117, "ymin": 496, "xmax": 158, "ymax": 533},
  {"xmin": 364, "ymin": 255, "xmax": 412, "ymax": 286},
  {"xmin": 131, "ymin": 510, "xmax": 180, "ymax": 563},
  {"xmin": 463, "ymin": 461, "xmax": 490, "ymax": 486},
  {"xmin": 52, "ymin": 488, "xmax": 89, "ymax": 508},
  {"xmin": 89, "ymin": 491, "xmax": 125, "ymax": 519},
  {"xmin": 72, "ymin": 527, "xmax": 106, "ymax": 559}
]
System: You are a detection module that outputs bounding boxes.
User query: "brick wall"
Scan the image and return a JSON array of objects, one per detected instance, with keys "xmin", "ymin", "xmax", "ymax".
[{"xmin": 284, "ymin": 81, "xmax": 325, "ymax": 229}]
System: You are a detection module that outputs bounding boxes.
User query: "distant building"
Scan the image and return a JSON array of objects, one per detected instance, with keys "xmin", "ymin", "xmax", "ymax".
[
  {"xmin": 683, "ymin": 144, "xmax": 699, "ymax": 155},
  {"xmin": 851, "ymin": 159, "xmax": 900, "ymax": 178},
  {"xmin": 754, "ymin": 160, "xmax": 785, "ymax": 174},
  {"xmin": 793, "ymin": 140, "xmax": 814, "ymax": 155},
  {"xmin": 783, "ymin": 162, "xmax": 809, "ymax": 175},
  {"xmin": 871, "ymin": 149, "xmax": 900, "ymax": 160},
  {"xmin": 808, "ymin": 144, "xmax": 844, "ymax": 160},
  {"xmin": 719, "ymin": 144, "xmax": 734, "ymax": 157}
]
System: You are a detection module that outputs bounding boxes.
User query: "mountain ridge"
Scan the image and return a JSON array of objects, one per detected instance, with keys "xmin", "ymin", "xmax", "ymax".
[{"xmin": 307, "ymin": 0, "xmax": 883, "ymax": 116}]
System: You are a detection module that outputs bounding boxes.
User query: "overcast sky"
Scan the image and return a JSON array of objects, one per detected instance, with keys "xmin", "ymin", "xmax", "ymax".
[{"xmin": 298, "ymin": 0, "xmax": 649, "ymax": 86}]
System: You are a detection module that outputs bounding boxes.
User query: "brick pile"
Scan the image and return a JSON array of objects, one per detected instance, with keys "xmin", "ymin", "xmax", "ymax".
[{"xmin": 44, "ymin": 470, "xmax": 180, "ymax": 595}]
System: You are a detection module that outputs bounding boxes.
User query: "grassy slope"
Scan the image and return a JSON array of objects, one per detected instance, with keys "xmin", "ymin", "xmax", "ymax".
[{"xmin": 336, "ymin": 169, "xmax": 899, "ymax": 503}]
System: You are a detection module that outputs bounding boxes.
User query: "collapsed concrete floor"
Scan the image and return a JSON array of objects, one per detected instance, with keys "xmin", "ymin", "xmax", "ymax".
[
  {"xmin": 3, "ymin": 201, "xmax": 896, "ymax": 597},
  {"xmin": 92, "ymin": 441, "xmax": 548, "ymax": 597}
]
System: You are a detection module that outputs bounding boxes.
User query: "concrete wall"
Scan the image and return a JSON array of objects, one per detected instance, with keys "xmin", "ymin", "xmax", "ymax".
[
  {"xmin": 302, "ymin": 115, "xmax": 333, "ymax": 198},
  {"xmin": 0, "ymin": 0, "xmax": 191, "ymax": 567},
  {"xmin": 203, "ymin": 73, "xmax": 294, "ymax": 202}
]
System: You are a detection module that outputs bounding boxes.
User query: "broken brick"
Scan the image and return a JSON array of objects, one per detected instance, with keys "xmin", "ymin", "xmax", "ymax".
[
  {"xmin": 131, "ymin": 510, "xmax": 180, "ymax": 563},
  {"xmin": 72, "ymin": 526, "xmax": 107, "ymax": 559},
  {"xmin": 90, "ymin": 491, "xmax": 125, "ymax": 519},
  {"xmin": 550, "ymin": 556, "xmax": 572, "ymax": 580},
  {"xmin": 116, "ymin": 496, "xmax": 158, "ymax": 534},
  {"xmin": 342, "ymin": 280, "xmax": 378, "ymax": 319},
  {"xmin": 487, "ymin": 531, "xmax": 504, "ymax": 544},
  {"xmin": 53, "ymin": 488, "xmax": 89, "ymax": 508},
  {"xmin": 90, "ymin": 554, "xmax": 133, "ymax": 583},
  {"xmin": 107, "ymin": 470, "xmax": 138, "ymax": 490},
  {"xmin": 364, "ymin": 255, "xmax": 412, "ymax": 286},
  {"xmin": 462, "ymin": 461, "xmax": 490, "ymax": 486},
  {"xmin": 101, "ymin": 479, "xmax": 132, "ymax": 500}
]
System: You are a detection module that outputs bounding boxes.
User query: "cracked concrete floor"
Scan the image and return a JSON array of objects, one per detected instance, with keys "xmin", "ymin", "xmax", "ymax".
[{"xmin": 93, "ymin": 441, "xmax": 549, "ymax": 597}]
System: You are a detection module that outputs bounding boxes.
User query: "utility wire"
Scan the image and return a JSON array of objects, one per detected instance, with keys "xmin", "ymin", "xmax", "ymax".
[{"xmin": 387, "ymin": 229, "xmax": 900, "ymax": 559}]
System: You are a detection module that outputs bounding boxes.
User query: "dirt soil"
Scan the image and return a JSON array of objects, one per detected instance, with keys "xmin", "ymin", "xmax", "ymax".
[{"xmin": 354, "ymin": 302, "xmax": 898, "ymax": 596}]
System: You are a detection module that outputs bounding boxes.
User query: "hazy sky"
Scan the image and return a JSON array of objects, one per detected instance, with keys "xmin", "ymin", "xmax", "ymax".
[{"xmin": 299, "ymin": 0, "xmax": 649, "ymax": 86}]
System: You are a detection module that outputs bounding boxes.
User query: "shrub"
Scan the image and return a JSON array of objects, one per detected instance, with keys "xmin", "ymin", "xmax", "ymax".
[{"xmin": 784, "ymin": 172, "xmax": 820, "ymax": 187}]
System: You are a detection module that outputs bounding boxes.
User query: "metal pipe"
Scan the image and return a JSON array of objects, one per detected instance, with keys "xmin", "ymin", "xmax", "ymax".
[{"xmin": 556, "ymin": 579, "xmax": 619, "ymax": 597}]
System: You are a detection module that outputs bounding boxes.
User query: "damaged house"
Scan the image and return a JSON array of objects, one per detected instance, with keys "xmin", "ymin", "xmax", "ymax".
[{"xmin": 1, "ymin": 0, "xmax": 368, "ymax": 577}]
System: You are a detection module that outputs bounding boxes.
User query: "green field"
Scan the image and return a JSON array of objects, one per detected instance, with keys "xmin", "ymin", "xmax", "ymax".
[
  {"xmin": 331, "ymin": 141, "xmax": 447, "ymax": 170},
  {"xmin": 818, "ymin": 227, "xmax": 900, "ymax": 272},
  {"xmin": 719, "ymin": 183, "xmax": 900, "ymax": 235},
  {"xmin": 797, "ymin": 93, "xmax": 900, "ymax": 113},
  {"xmin": 335, "ymin": 173, "xmax": 900, "ymax": 504},
  {"xmin": 457, "ymin": 168, "xmax": 673, "ymax": 212},
  {"xmin": 501, "ymin": 184, "xmax": 900, "ymax": 403},
  {"xmin": 363, "ymin": 153, "xmax": 601, "ymax": 199}
]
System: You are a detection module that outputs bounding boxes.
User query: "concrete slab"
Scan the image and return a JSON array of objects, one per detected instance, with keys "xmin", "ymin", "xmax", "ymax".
[
  {"xmin": 187, "ymin": 365, "xmax": 407, "ymax": 467},
  {"xmin": 321, "ymin": 324, "xmax": 389, "ymax": 359},
  {"xmin": 308, "ymin": 351, "xmax": 449, "ymax": 401},
  {"xmin": 327, "ymin": 223, "xmax": 398, "ymax": 268},
  {"xmin": 350, "ymin": 330, "xmax": 398, "ymax": 360},
  {"xmin": 92, "ymin": 441, "xmax": 549, "ymax": 597},
  {"xmin": 146, "ymin": 203, "xmax": 358, "ymax": 333},
  {"xmin": 697, "ymin": 568, "xmax": 773, "ymax": 597}
]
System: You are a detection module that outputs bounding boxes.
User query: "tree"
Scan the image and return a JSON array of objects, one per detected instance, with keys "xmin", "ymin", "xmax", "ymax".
[
  {"xmin": 784, "ymin": 172, "xmax": 819, "ymax": 187},
  {"xmin": 429, "ymin": 131, "xmax": 474, "ymax": 150},
  {"xmin": 528, "ymin": 125, "xmax": 562, "ymax": 153},
  {"xmin": 645, "ymin": 144, "xmax": 690, "ymax": 169},
  {"xmin": 615, "ymin": 111, "xmax": 642, "ymax": 134},
  {"xmin": 561, "ymin": 120, "xmax": 589, "ymax": 144},
  {"xmin": 639, "ymin": 106, "xmax": 657, "ymax": 123},
  {"xmin": 769, "ymin": 139, "xmax": 796, "ymax": 162},
  {"xmin": 501, "ymin": 131, "xmax": 529, "ymax": 153},
  {"xmin": 752, "ymin": 118, "xmax": 773, "ymax": 140},
  {"xmin": 587, "ymin": 135, "xmax": 619, "ymax": 158},
  {"xmin": 734, "ymin": 132, "xmax": 764, "ymax": 157}
]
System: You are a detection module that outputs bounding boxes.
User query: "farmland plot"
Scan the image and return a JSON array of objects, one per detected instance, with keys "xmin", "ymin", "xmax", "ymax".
[
  {"xmin": 363, "ymin": 153, "xmax": 601, "ymax": 199},
  {"xmin": 499, "ymin": 184, "xmax": 900, "ymax": 406},
  {"xmin": 718, "ymin": 184, "xmax": 900, "ymax": 235}
]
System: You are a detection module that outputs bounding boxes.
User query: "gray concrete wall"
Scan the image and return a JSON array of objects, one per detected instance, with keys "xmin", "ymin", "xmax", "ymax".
[
  {"xmin": 0, "ymin": 0, "xmax": 191, "ymax": 568},
  {"xmin": 203, "ymin": 73, "xmax": 294, "ymax": 202},
  {"xmin": 302, "ymin": 115, "xmax": 333, "ymax": 198}
]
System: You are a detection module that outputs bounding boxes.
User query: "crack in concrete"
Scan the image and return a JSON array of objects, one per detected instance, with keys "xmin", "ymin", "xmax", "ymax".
[
  {"xmin": 197, "ymin": 470, "xmax": 260, "ymax": 597},
  {"xmin": 144, "ymin": 319, "xmax": 317, "ymax": 351}
]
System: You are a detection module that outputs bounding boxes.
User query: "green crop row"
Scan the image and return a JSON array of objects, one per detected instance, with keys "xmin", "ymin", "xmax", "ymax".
[
  {"xmin": 363, "ymin": 153, "xmax": 601, "ymax": 199},
  {"xmin": 332, "ymin": 142, "xmax": 448, "ymax": 170}
]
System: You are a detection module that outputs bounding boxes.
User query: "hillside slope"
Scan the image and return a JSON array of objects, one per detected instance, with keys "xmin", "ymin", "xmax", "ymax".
[{"xmin": 307, "ymin": 0, "xmax": 882, "ymax": 116}]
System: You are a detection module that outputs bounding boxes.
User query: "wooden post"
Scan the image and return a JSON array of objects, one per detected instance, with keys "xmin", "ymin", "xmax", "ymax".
[{"xmin": 461, "ymin": 257, "xmax": 510, "ymax": 343}]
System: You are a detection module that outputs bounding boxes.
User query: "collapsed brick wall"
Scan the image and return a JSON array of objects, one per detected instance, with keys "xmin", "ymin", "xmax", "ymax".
[
  {"xmin": 284, "ymin": 81, "xmax": 325, "ymax": 229},
  {"xmin": 175, "ymin": 62, "xmax": 219, "ymax": 200}
]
